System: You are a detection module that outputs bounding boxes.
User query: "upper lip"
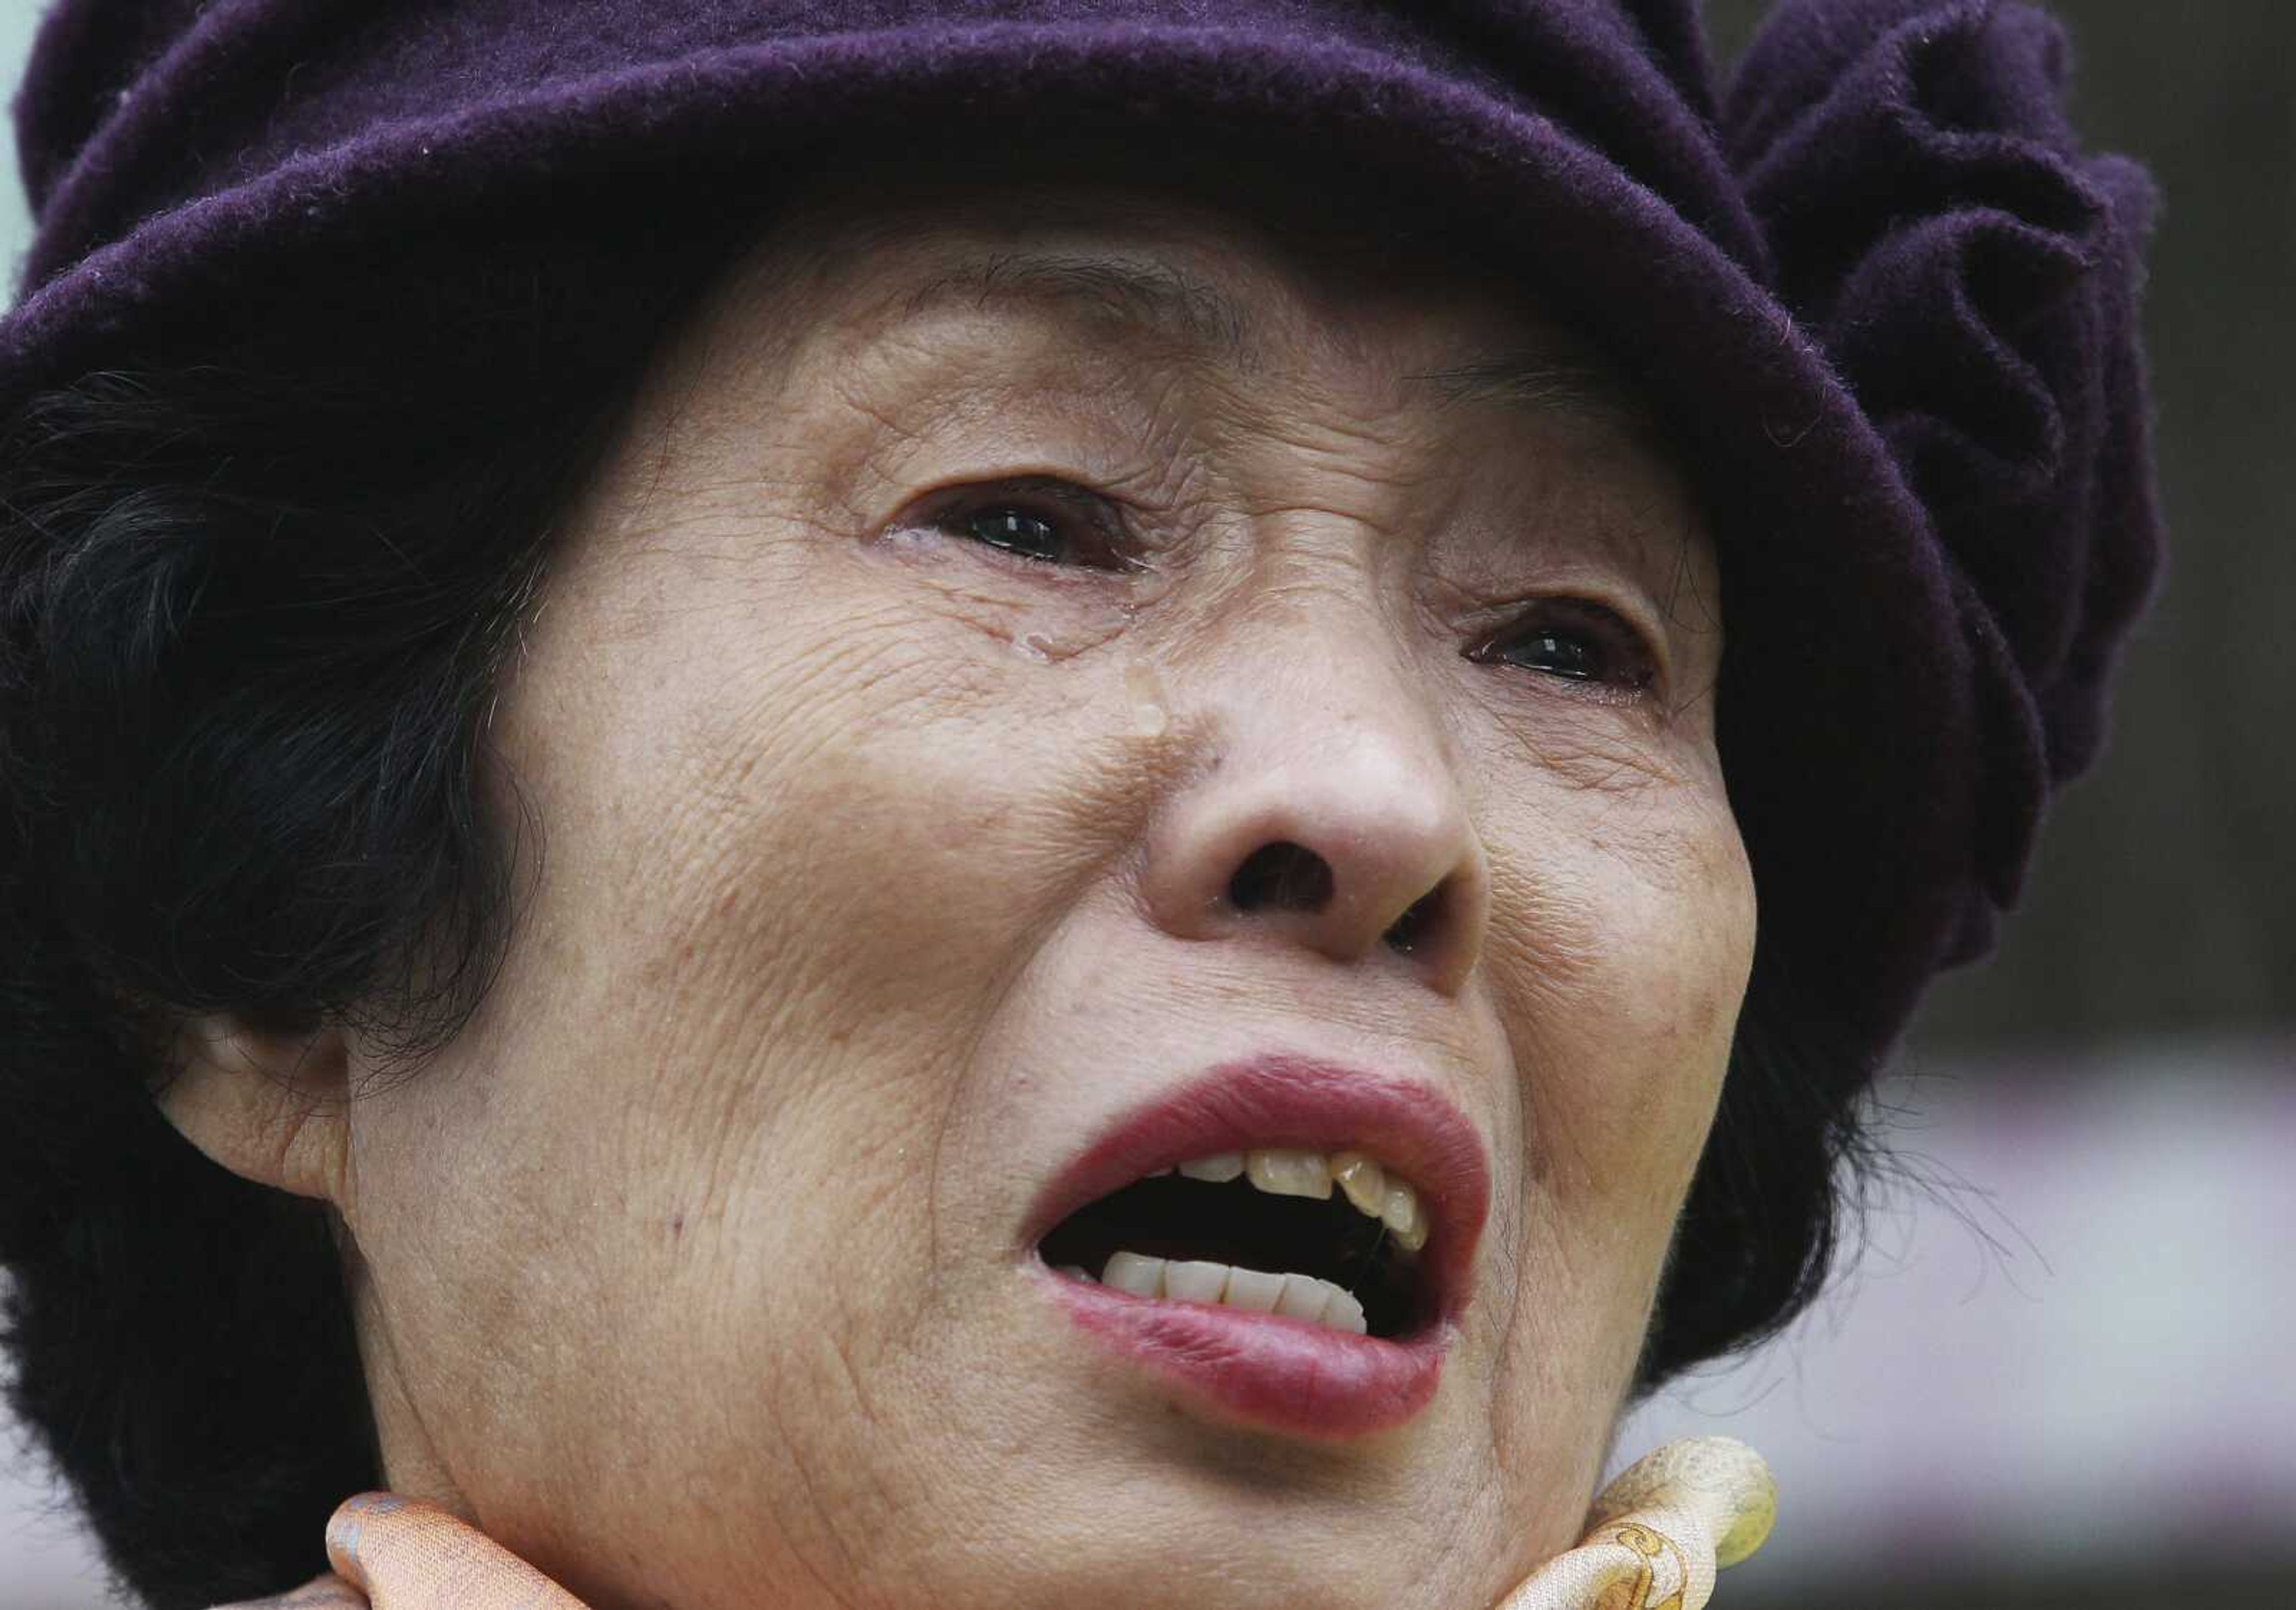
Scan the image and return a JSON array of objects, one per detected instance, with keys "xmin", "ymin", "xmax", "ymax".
[{"xmin": 1020, "ymin": 1053, "xmax": 1492, "ymax": 1329}]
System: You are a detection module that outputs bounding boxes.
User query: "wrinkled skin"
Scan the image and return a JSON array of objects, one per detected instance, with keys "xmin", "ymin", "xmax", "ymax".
[{"xmin": 171, "ymin": 153, "xmax": 1755, "ymax": 1610}]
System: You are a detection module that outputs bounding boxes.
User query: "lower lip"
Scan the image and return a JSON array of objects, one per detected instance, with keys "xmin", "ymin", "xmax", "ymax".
[{"xmin": 1044, "ymin": 1269, "xmax": 1451, "ymax": 1438}]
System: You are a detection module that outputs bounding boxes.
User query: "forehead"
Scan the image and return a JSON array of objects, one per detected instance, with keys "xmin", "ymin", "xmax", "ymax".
[{"xmin": 713, "ymin": 168, "xmax": 1660, "ymax": 442}]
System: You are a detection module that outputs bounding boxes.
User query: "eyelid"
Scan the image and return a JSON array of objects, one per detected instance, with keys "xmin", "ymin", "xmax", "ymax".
[
  {"xmin": 918, "ymin": 471, "xmax": 1125, "ymax": 521},
  {"xmin": 909, "ymin": 473, "xmax": 1116, "ymax": 522}
]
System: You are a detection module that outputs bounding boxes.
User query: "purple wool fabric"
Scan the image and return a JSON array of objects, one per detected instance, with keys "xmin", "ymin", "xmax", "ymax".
[{"xmin": 2, "ymin": 0, "xmax": 2161, "ymax": 1087}]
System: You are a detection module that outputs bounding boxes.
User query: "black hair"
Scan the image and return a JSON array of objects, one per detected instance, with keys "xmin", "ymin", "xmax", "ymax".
[
  {"xmin": 0, "ymin": 182, "xmax": 1874, "ymax": 1609},
  {"xmin": 0, "ymin": 208, "xmax": 753, "ymax": 1608}
]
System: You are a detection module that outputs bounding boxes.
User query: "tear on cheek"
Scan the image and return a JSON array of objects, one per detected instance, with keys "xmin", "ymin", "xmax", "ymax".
[{"xmin": 1125, "ymin": 660, "xmax": 1170, "ymax": 736}]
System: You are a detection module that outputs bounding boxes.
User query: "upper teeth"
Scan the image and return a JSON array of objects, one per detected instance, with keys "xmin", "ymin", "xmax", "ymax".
[{"xmin": 1170, "ymin": 1147, "xmax": 1428, "ymax": 1253}]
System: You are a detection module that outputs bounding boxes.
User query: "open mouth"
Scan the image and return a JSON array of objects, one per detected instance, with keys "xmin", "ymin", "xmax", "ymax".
[
  {"xmin": 1023, "ymin": 1056, "xmax": 1489, "ymax": 1437},
  {"xmin": 1036, "ymin": 1147, "xmax": 1431, "ymax": 1340}
]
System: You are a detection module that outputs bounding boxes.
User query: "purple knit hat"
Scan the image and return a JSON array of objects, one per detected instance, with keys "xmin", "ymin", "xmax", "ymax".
[{"xmin": 3, "ymin": 0, "xmax": 2160, "ymax": 1085}]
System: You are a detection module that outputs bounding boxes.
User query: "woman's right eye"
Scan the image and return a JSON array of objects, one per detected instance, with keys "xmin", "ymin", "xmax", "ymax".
[{"xmin": 917, "ymin": 479, "xmax": 1137, "ymax": 573}]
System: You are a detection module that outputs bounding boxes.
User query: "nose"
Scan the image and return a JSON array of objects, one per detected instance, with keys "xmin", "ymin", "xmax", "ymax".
[{"xmin": 1138, "ymin": 653, "xmax": 1490, "ymax": 997}]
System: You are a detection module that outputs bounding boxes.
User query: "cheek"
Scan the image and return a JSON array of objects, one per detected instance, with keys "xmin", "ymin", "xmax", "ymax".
[
  {"xmin": 458, "ymin": 505, "xmax": 1177, "ymax": 1287},
  {"xmin": 339, "ymin": 508, "xmax": 1193, "ymax": 1581},
  {"xmin": 505, "ymin": 510, "xmax": 1120, "ymax": 1021},
  {"xmin": 1482, "ymin": 765, "xmax": 1753, "ymax": 1153},
  {"xmin": 1476, "ymin": 770, "xmax": 1755, "ymax": 1365}
]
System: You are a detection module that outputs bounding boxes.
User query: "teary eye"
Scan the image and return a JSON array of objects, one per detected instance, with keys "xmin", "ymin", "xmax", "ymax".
[
  {"xmin": 1466, "ymin": 598, "xmax": 1658, "ymax": 695},
  {"xmin": 967, "ymin": 507, "xmax": 1067, "ymax": 563},
  {"xmin": 920, "ymin": 478, "xmax": 1137, "ymax": 572}
]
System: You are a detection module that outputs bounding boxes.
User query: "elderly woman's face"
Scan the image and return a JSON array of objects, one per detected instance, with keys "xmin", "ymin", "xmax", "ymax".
[{"xmin": 331, "ymin": 169, "xmax": 1754, "ymax": 1610}]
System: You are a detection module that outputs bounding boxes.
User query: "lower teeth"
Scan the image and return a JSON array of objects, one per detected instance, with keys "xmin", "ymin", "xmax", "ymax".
[{"xmin": 1086, "ymin": 1251, "xmax": 1368, "ymax": 1334}]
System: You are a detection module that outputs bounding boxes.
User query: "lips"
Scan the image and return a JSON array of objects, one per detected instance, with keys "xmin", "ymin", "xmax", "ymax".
[{"xmin": 1021, "ymin": 1053, "xmax": 1491, "ymax": 1438}]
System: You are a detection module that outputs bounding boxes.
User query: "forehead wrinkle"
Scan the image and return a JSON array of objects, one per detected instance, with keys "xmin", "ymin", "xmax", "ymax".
[
  {"xmin": 1406, "ymin": 349, "xmax": 1658, "ymax": 436},
  {"xmin": 894, "ymin": 249, "xmax": 1255, "ymax": 372}
]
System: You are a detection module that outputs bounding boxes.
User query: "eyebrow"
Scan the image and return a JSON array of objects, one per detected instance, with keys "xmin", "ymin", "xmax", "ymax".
[{"xmin": 893, "ymin": 249, "xmax": 1654, "ymax": 430}]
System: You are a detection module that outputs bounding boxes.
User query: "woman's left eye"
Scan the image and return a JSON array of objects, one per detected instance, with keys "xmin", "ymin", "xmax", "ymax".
[
  {"xmin": 1466, "ymin": 599, "xmax": 1659, "ymax": 695},
  {"xmin": 918, "ymin": 479, "xmax": 1135, "ymax": 572}
]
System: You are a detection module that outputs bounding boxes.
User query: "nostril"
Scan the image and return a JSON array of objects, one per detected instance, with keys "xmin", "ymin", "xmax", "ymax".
[
  {"xmin": 1228, "ymin": 841, "xmax": 1335, "ymax": 915},
  {"xmin": 1383, "ymin": 885, "xmax": 1445, "ymax": 955}
]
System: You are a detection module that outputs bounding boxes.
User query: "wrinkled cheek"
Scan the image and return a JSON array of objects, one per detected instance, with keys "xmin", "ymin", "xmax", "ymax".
[
  {"xmin": 1498, "ymin": 887, "xmax": 1748, "ymax": 1199},
  {"xmin": 1574, "ymin": 805, "xmax": 1754, "ymax": 1171},
  {"xmin": 1475, "ymin": 812, "xmax": 1755, "ymax": 1422}
]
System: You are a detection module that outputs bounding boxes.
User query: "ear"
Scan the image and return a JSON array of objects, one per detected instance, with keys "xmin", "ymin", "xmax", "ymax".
[{"xmin": 157, "ymin": 1013, "xmax": 355, "ymax": 1208}]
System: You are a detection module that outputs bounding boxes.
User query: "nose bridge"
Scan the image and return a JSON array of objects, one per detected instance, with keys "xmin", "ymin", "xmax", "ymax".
[
  {"xmin": 1138, "ymin": 582, "xmax": 1489, "ymax": 995},
  {"xmin": 1234, "ymin": 571, "xmax": 1437, "ymax": 760}
]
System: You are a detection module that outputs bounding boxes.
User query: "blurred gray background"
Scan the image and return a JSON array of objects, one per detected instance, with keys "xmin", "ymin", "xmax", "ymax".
[{"xmin": 2, "ymin": 1, "xmax": 2289, "ymax": 1606}]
